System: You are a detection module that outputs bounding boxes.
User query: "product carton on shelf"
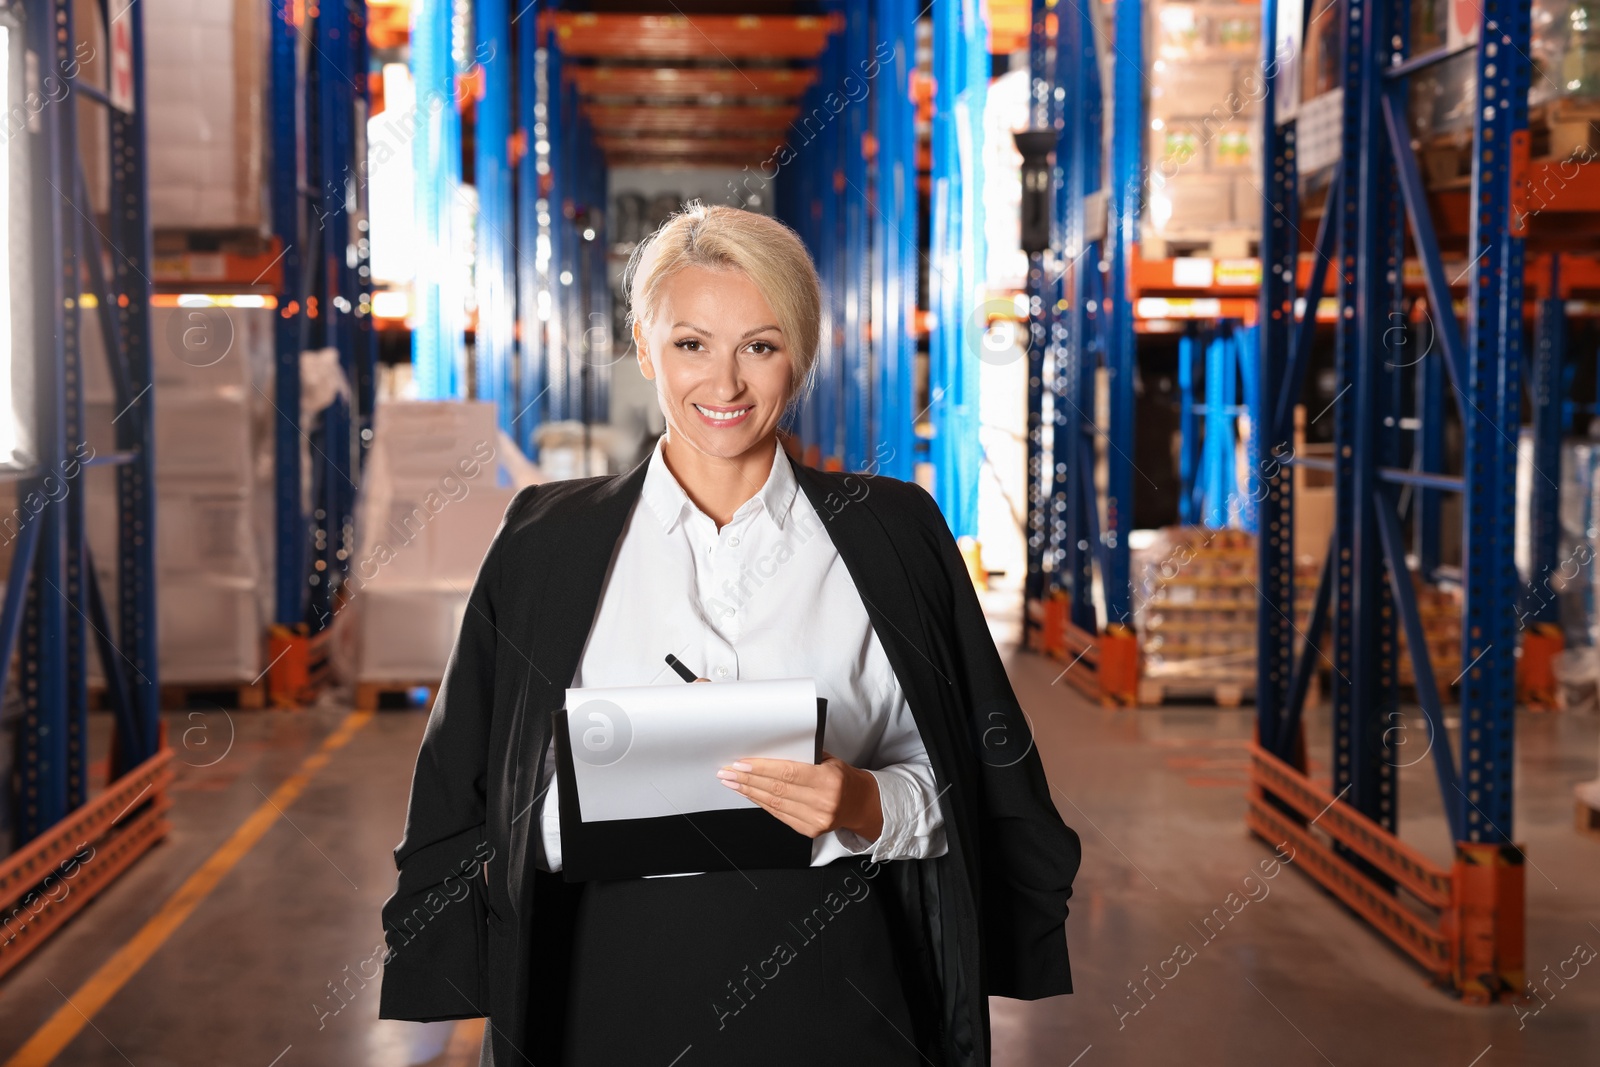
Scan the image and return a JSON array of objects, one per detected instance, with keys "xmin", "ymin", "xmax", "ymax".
[
  {"xmin": 347, "ymin": 399, "xmax": 544, "ymax": 687},
  {"xmin": 154, "ymin": 389, "xmax": 255, "ymax": 486},
  {"xmin": 159, "ymin": 575, "xmax": 265, "ymax": 683},
  {"xmin": 354, "ymin": 588, "xmax": 472, "ymax": 683},
  {"xmin": 144, "ymin": 0, "xmax": 266, "ymax": 229}
]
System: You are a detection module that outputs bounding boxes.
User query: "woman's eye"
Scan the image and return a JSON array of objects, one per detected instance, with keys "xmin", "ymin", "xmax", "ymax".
[
  {"xmin": 674, "ymin": 338, "xmax": 703, "ymax": 351},
  {"xmin": 747, "ymin": 341, "xmax": 777, "ymax": 355}
]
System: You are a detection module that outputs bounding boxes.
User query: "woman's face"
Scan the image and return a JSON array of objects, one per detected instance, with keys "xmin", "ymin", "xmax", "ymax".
[{"xmin": 635, "ymin": 264, "xmax": 794, "ymax": 463}]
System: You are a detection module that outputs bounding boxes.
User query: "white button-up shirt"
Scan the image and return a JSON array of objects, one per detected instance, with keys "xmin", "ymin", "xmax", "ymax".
[{"xmin": 534, "ymin": 436, "xmax": 948, "ymax": 872}]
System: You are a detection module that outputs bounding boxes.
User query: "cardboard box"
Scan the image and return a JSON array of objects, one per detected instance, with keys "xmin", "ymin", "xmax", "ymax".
[
  {"xmin": 1150, "ymin": 62, "xmax": 1238, "ymax": 116},
  {"xmin": 158, "ymin": 489, "xmax": 261, "ymax": 580},
  {"xmin": 369, "ymin": 400, "xmax": 501, "ymax": 487},
  {"xmin": 155, "ymin": 389, "xmax": 254, "ymax": 485},
  {"xmin": 1149, "ymin": 173, "xmax": 1237, "ymax": 231},
  {"xmin": 145, "ymin": 0, "xmax": 266, "ymax": 229},
  {"xmin": 355, "ymin": 588, "xmax": 470, "ymax": 682},
  {"xmin": 159, "ymin": 575, "xmax": 264, "ymax": 682}
]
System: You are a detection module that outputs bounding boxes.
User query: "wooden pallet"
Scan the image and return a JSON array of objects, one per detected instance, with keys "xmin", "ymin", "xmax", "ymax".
[
  {"xmin": 1138, "ymin": 676, "xmax": 1251, "ymax": 707},
  {"xmin": 159, "ymin": 680, "xmax": 267, "ymax": 710},
  {"xmin": 355, "ymin": 680, "xmax": 441, "ymax": 712}
]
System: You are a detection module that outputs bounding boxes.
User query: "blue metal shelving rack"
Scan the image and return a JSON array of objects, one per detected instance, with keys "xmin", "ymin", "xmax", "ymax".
[
  {"xmin": 1250, "ymin": 0, "xmax": 1530, "ymax": 1000},
  {"xmin": 0, "ymin": 0, "xmax": 169, "ymax": 977},
  {"xmin": 928, "ymin": 0, "xmax": 987, "ymax": 536},
  {"xmin": 268, "ymin": 0, "xmax": 375, "ymax": 636},
  {"xmin": 1019, "ymin": 0, "xmax": 1140, "ymax": 701}
]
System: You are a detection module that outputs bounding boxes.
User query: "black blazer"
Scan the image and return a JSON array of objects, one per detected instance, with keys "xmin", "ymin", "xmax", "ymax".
[{"xmin": 378, "ymin": 449, "xmax": 1082, "ymax": 1067}]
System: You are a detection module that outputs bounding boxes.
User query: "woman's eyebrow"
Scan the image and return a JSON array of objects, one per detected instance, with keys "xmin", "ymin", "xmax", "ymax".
[{"xmin": 669, "ymin": 322, "xmax": 782, "ymax": 339}]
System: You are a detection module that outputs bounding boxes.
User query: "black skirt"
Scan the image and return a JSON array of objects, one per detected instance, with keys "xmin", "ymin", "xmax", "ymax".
[{"xmin": 560, "ymin": 859, "xmax": 938, "ymax": 1066}]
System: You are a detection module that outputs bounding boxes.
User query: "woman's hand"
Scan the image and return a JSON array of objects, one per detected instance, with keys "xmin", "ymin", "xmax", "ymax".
[{"xmin": 716, "ymin": 751, "xmax": 883, "ymax": 843}]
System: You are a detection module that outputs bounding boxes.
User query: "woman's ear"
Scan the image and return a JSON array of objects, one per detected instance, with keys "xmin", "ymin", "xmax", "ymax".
[{"xmin": 634, "ymin": 321, "xmax": 655, "ymax": 381}]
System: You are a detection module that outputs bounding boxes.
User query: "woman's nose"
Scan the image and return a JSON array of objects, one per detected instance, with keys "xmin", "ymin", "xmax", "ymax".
[{"xmin": 711, "ymin": 352, "xmax": 743, "ymax": 399}]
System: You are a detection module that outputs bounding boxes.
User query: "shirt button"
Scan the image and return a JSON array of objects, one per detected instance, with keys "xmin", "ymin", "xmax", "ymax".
[
  {"xmin": 728, "ymin": 536, "xmax": 740, "ymax": 547},
  {"xmin": 717, "ymin": 667, "xmax": 730, "ymax": 678}
]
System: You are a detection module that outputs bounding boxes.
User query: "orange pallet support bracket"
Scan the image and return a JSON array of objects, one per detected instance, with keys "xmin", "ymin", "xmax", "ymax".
[
  {"xmin": 1247, "ymin": 743, "xmax": 1526, "ymax": 1002},
  {"xmin": 1098, "ymin": 624, "xmax": 1141, "ymax": 705},
  {"xmin": 267, "ymin": 623, "xmax": 334, "ymax": 708},
  {"xmin": 1517, "ymin": 622, "xmax": 1564, "ymax": 710},
  {"xmin": 1033, "ymin": 596, "xmax": 1140, "ymax": 708},
  {"xmin": 0, "ymin": 744, "xmax": 174, "ymax": 981}
]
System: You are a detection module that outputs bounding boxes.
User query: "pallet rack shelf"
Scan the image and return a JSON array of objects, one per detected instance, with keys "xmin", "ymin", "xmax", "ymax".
[
  {"xmin": 0, "ymin": 0, "xmax": 167, "ymax": 980},
  {"xmin": 1251, "ymin": 0, "xmax": 1545, "ymax": 1002}
]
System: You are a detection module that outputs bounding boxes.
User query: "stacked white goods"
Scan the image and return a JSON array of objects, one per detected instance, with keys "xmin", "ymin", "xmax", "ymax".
[
  {"xmin": 1145, "ymin": 1, "xmax": 1264, "ymax": 257},
  {"xmin": 82, "ymin": 303, "xmax": 276, "ymax": 684},
  {"xmin": 144, "ymin": 0, "xmax": 266, "ymax": 229},
  {"xmin": 350, "ymin": 401, "xmax": 540, "ymax": 684}
]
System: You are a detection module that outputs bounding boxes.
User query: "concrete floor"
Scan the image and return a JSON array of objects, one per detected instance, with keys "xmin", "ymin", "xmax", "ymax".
[{"xmin": 2, "ymin": 593, "xmax": 1598, "ymax": 1066}]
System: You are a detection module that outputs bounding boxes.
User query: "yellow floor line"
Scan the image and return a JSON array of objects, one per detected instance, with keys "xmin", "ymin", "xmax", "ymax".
[{"xmin": 4, "ymin": 709, "xmax": 376, "ymax": 1067}]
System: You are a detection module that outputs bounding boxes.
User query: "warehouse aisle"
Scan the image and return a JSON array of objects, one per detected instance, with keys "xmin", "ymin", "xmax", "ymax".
[{"xmin": 0, "ymin": 593, "xmax": 1596, "ymax": 1066}]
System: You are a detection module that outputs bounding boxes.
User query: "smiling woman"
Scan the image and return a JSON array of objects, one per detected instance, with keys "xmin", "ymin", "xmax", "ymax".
[
  {"xmin": 624, "ymin": 203, "xmax": 823, "ymax": 525},
  {"xmin": 379, "ymin": 203, "xmax": 1082, "ymax": 1067}
]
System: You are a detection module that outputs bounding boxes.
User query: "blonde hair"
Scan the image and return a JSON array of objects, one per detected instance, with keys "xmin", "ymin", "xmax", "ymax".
[{"xmin": 625, "ymin": 203, "xmax": 823, "ymax": 405}]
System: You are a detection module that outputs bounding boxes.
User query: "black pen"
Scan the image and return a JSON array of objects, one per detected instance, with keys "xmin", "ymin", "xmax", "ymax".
[{"xmin": 664, "ymin": 654, "xmax": 699, "ymax": 683}]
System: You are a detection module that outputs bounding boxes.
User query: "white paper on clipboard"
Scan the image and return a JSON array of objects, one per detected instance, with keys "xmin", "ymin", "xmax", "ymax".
[{"xmin": 562, "ymin": 677, "xmax": 819, "ymax": 823}]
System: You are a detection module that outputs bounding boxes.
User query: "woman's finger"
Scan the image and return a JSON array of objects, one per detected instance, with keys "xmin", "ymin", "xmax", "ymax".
[{"xmin": 732, "ymin": 782, "xmax": 830, "ymax": 837}]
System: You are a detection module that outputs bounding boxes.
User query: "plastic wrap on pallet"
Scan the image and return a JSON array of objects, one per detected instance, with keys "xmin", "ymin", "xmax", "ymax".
[
  {"xmin": 144, "ymin": 0, "xmax": 266, "ymax": 229},
  {"xmin": 1516, "ymin": 433, "xmax": 1600, "ymax": 648},
  {"xmin": 343, "ymin": 400, "xmax": 545, "ymax": 686}
]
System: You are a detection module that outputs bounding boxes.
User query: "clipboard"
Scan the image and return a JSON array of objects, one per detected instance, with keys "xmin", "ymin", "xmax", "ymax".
[{"xmin": 552, "ymin": 697, "xmax": 828, "ymax": 882}]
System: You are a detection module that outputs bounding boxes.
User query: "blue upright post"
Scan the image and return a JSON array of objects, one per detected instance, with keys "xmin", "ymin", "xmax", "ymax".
[
  {"xmin": 1453, "ymin": 0, "xmax": 1531, "ymax": 845},
  {"xmin": 110, "ymin": 0, "xmax": 160, "ymax": 763},
  {"xmin": 412, "ymin": 0, "xmax": 465, "ymax": 399},
  {"xmin": 930, "ymin": 0, "xmax": 987, "ymax": 538},
  {"xmin": 1178, "ymin": 332, "xmax": 1198, "ymax": 524},
  {"xmin": 271, "ymin": 0, "xmax": 307, "ymax": 627},
  {"xmin": 515, "ymin": 1, "xmax": 546, "ymax": 456},
  {"xmin": 1255, "ymin": 0, "xmax": 1299, "ymax": 759},
  {"xmin": 871, "ymin": 0, "xmax": 915, "ymax": 481},
  {"xmin": 1103, "ymin": 0, "xmax": 1141, "ymax": 627},
  {"xmin": 842, "ymin": 0, "xmax": 870, "ymax": 472},
  {"xmin": 477, "ymin": 0, "xmax": 516, "ymax": 433},
  {"xmin": 1020, "ymin": 0, "xmax": 1049, "ymax": 621},
  {"xmin": 1058, "ymin": 0, "xmax": 1103, "ymax": 634}
]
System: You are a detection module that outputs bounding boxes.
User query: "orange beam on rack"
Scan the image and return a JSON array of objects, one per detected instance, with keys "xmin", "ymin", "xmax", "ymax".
[
  {"xmin": 545, "ymin": 13, "xmax": 843, "ymax": 60},
  {"xmin": 597, "ymin": 135, "xmax": 785, "ymax": 157},
  {"xmin": 569, "ymin": 66, "xmax": 817, "ymax": 98},
  {"xmin": 368, "ymin": 0, "xmax": 410, "ymax": 50},
  {"xmin": 582, "ymin": 104, "xmax": 799, "ymax": 134},
  {"xmin": 989, "ymin": 0, "xmax": 1032, "ymax": 54}
]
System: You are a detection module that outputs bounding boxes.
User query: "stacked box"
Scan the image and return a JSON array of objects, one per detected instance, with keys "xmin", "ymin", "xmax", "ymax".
[
  {"xmin": 1145, "ymin": 1, "xmax": 1264, "ymax": 249},
  {"xmin": 144, "ymin": 0, "xmax": 266, "ymax": 229},
  {"xmin": 350, "ymin": 401, "xmax": 537, "ymax": 684},
  {"xmin": 1134, "ymin": 527, "xmax": 1318, "ymax": 680},
  {"xmin": 82, "ymin": 305, "xmax": 276, "ymax": 683}
]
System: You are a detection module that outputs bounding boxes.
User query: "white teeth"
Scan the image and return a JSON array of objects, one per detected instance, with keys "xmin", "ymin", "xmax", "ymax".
[{"xmin": 695, "ymin": 404, "xmax": 750, "ymax": 422}]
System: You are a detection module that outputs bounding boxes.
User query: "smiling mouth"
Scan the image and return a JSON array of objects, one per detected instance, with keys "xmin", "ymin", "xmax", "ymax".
[{"xmin": 694, "ymin": 404, "xmax": 753, "ymax": 422}]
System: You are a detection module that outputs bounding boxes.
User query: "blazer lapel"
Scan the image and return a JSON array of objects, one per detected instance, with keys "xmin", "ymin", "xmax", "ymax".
[{"xmin": 522, "ymin": 455, "xmax": 652, "ymax": 704}]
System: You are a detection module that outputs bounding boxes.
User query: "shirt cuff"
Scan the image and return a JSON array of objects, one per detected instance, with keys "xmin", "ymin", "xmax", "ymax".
[{"xmin": 835, "ymin": 766, "xmax": 945, "ymax": 862}]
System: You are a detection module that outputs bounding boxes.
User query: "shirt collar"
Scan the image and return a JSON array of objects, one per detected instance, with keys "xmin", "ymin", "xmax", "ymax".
[{"xmin": 639, "ymin": 435, "xmax": 799, "ymax": 534}]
